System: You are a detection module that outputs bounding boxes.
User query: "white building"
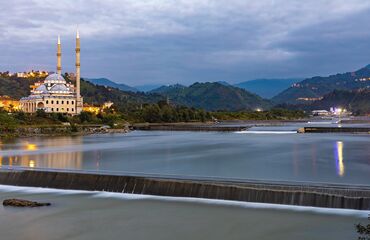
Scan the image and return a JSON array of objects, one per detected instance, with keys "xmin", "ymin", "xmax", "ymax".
[{"xmin": 20, "ymin": 31, "xmax": 83, "ymax": 115}]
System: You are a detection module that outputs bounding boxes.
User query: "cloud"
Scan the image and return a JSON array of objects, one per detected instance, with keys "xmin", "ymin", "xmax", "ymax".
[{"xmin": 1, "ymin": 0, "xmax": 370, "ymax": 84}]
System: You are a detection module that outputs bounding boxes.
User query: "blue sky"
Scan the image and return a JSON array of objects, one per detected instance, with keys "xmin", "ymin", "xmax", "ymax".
[{"xmin": 1, "ymin": 0, "xmax": 370, "ymax": 86}]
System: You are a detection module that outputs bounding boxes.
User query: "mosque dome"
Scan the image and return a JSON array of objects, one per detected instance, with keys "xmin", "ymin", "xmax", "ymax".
[
  {"xmin": 34, "ymin": 84, "xmax": 49, "ymax": 93},
  {"xmin": 50, "ymin": 83, "xmax": 71, "ymax": 93},
  {"xmin": 45, "ymin": 73, "xmax": 66, "ymax": 83}
]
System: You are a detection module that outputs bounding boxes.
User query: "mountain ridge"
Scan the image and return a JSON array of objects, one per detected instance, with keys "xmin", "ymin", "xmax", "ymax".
[
  {"xmin": 235, "ymin": 78, "xmax": 301, "ymax": 99},
  {"xmin": 86, "ymin": 78, "xmax": 138, "ymax": 92},
  {"xmin": 272, "ymin": 65, "xmax": 370, "ymax": 104},
  {"xmin": 151, "ymin": 82, "xmax": 271, "ymax": 111}
]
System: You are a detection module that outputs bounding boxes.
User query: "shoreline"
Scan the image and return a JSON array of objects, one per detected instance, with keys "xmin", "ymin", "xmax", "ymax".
[
  {"xmin": 0, "ymin": 125, "xmax": 130, "ymax": 138},
  {"xmin": 2, "ymin": 119, "xmax": 370, "ymax": 138}
]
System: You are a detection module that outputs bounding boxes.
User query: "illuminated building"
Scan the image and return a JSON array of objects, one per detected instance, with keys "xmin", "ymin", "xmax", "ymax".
[
  {"xmin": 0, "ymin": 96, "xmax": 20, "ymax": 112},
  {"xmin": 83, "ymin": 101, "xmax": 114, "ymax": 114},
  {"xmin": 20, "ymin": 30, "xmax": 83, "ymax": 115},
  {"xmin": 297, "ymin": 97, "xmax": 323, "ymax": 101}
]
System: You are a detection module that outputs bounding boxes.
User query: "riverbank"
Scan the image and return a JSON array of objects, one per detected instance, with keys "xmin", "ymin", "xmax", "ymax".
[
  {"xmin": 0, "ymin": 125, "xmax": 129, "ymax": 138},
  {"xmin": 132, "ymin": 122, "xmax": 248, "ymax": 131},
  {"xmin": 0, "ymin": 169, "xmax": 368, "ymax": 210}
]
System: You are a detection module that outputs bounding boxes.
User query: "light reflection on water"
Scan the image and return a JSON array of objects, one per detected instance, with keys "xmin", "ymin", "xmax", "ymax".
[
  {"xmin": 0, "ymin": 137, "xmax": 83, "ymax": 169},
  {"xmin": 0, "ymin": 130, "xmax": 369, "ymax": 185},
  {"xmin": 335, "ymin": 141, "xmax": 345, "ymax": 177}
]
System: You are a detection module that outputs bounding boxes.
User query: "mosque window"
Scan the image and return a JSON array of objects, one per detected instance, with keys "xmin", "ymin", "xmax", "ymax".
[
  {"xmin": 56, "ymin": 108, "xmax": 59, "ymax": 111},
  {"xmin": 51, "ymin": 108, "xmax": 54, "ymax": 111},
  {"xmin": 51, "ymin": 100, "xmax": 54, "ymax": 104},
  {"xmin": 71, "ymin": 101, "xmax": 74, "ymax": 104},
  {"xmin": 46, "ymin": 100, "xmax": 49, "ymax": 104},
  {"xmin": 56, "ymin": 101, "xmax": 59, "ymax": 104}
]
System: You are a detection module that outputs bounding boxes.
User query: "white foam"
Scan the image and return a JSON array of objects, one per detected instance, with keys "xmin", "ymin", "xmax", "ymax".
[
  {"xmin": 235, "ymin": 130, "xmax": 297, "ymax": 134},
  {"xmin": 307, "ymin": 121, "xmax": 338, "ymax": 124},
  {"xmin": 0, "ymin": 184, "xmax": 368, "ymax": 217}
]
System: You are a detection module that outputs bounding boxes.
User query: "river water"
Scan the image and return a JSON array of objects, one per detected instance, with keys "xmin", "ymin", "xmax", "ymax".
[
  {"xmin": 0, "ymin": 124, "xmax": 369, "ymax": 185},
  {"xmin": 0, "ymin": 123, "xmax": 369, "ymax": 239},
  {"xmin": 0, "ymin": 185, "xmax": 368, "ymax": 240}
]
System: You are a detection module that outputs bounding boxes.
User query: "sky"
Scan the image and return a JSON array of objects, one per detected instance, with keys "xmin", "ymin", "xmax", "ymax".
[{"xmin": 1, "ymin": 0, "xmax": 370, "ymax": 86}]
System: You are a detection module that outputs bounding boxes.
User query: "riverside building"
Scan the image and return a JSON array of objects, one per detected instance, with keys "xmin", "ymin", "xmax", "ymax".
[{"xmin": 20, "ymin": 31, "xmax": 83, "ymax": 115}]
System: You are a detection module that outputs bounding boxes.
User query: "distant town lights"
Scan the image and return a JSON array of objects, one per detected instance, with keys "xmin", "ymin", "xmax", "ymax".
[{"xmin": 255, "ymin": 108, "xmax": 263, "ymax": 112}]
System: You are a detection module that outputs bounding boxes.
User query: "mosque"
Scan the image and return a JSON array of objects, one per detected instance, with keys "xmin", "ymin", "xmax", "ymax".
[{"xmin": 20, "ymin": 31, "xmax": 83, "ymax": 115}]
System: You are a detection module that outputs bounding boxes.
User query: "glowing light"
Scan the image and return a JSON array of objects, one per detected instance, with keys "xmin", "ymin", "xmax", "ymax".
[
  {"xmin": 29, "ymin": 160, "xmax": 35, "ymax": 168},
  {"xmin": 334, "ymin": 141, "xmax": 345, "ymax": 177},
  {"xmin": 255, "ymin": 108, "xmax": 262, "ymax": 112},
  {"xmin": 26, "ymin": 143, "xmax": 38, "ymax": 151}
]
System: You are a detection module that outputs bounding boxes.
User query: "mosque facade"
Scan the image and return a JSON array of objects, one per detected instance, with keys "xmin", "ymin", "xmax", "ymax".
[{"xmin": 20, "ymin": 31, "xmax": 83, "ymax": 115}]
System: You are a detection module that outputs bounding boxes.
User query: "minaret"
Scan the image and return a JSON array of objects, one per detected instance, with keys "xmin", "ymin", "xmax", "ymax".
[
  {"xmin": 57, "ymin": 35, "xmax": 62, "ymax": 75},
  {"xmin": 75, "ymin": 29, "xmax": 83, "ymax": 114},
  {"xmin": 76, "ymin": 30, "xmax": 80, "ymax": 98}
]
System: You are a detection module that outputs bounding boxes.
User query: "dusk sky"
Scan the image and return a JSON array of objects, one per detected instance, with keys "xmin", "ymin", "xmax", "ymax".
[{"xmin": 2, "ymin": 0, "xmax": 370, "ymax": 86}]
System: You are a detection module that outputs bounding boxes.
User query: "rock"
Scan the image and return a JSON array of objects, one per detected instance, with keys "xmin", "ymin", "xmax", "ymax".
[{"xmin": 3, "ymin": 198, "xmax": 51, "ymax": 207}]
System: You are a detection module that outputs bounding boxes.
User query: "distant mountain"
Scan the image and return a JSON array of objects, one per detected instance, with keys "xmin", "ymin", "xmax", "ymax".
[
  {"xmin": 281, "ymin": 89, "xmax": 370, "ymax": 115},
  {"xmin": 134, "ymin": 84, "xmax": 163, "ymax": 92},
  {"xmin": 151, "ymin": 82, "xmax": 271, "ymax": 111},
  {"xmin": 272, "ymin": 65, "xmax": 370, "ymax": 104},
  {"xmin": 81, "ymin": 80, "xmax": 163, "ymax": 107},
  {"xmin": 217, "ymin": 81, "xmax": 232, "ymax": 86},
  {"xmin": 235, "ymin": 78, "xmax": 301, "ymax": 99},
  {"xmin": 150, "ymin": 84, "xmax": 186, "ymax": 94},
  {"xmin": 86, "ymin": 78, "xmax": 138, "ymax": 92}
]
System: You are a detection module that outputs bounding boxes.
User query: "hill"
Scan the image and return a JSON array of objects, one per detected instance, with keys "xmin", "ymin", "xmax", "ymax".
[
  {"xmin": 80, "ymin": 80, "xmax": 163, "ymax": 108},
  {"xmin": 134, "ymin": 84, "xmax": 162, "ymax": 92},
  {"xmin": 151, "ymin": 82, "xmax": 271, "ymax": 111},
  {"xmin": 0, "ymin": 74, "xmax": 163, "ymax": 109},
  {"xmin": 235, "ymin": 78, "xmax": 301, "ymax": 99},
  {"xmin": 150, "ymin": 84, "xmax": 186, "ymax": 94},
  {"xmin": 273, "ymin": 65, "xmax": 370, "ymax": 104},
  {"xmin": 280, "ymin": 89, "xmax": 370, "ymax": 115},
  {"xmin": 86, "ymin": 78, "xmax": 138, "ymax": 92}
]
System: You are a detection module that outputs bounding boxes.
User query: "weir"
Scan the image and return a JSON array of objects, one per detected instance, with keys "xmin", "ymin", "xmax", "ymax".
[
  {"xmin": 132, "ymin": 124, "xmax": 248, "ymax": 132},
  {"xmin": 300, "ymin": 127, "xmax": 370, "ymax": 133},
  {"xmin": 0, "ymin": 170, "xmax": 369, "ymax": 210}
]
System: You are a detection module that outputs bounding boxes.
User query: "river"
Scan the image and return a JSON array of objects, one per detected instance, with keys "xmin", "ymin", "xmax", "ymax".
[
  {"xmin": 0, "ymin": 123, "xmax": 369, "ymax": 239},
  {"xmin": 0, "ymin": 124, "xmax": 369, "ymax": 185}
]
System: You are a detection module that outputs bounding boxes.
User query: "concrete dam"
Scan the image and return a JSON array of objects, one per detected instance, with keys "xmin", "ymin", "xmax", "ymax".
[{"xmin": 0, "ymin": 169, "xmax": 369, "ymax": 210}]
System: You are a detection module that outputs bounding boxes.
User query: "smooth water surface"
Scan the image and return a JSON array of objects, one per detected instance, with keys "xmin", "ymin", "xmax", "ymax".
[
  {"xmin": 0, "ymin": 185, "xmax": 367, "ymax": 240},
  {"xmin": 0, "ymin": 126, "xmax": 369, "ymax": 185}
]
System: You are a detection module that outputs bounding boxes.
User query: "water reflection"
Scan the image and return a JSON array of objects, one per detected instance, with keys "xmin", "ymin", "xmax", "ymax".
[
  {"xmin": 0, "ymin": 138, "xmax": 83, "ymax": 170},
  {"xmin": 334, "ymin": 141, "xmax": 345, "ymax": 177},
  {"xmin": 25, "ymin": 143, "xmax": 38, "ymax": 151}
]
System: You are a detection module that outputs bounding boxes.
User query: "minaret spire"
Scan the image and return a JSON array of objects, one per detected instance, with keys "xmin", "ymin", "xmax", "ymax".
[
  {"xmin": 75, "ymin": 28, "xmax": 83, "ymax": 114},
  {"xmin": 57, "ymin": 35, "xmax": 62, "ymax": 75}
]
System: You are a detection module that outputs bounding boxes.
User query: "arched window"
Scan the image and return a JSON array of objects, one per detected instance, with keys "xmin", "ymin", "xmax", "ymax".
[
  {"xmin": 51, "ymin": 100, "xmax": 54, "ymax": 104},
  {"xmin": 56, "ymin": 100, "xmax": 59, "ymax": 104},
  {"xmin": 71, "ymin": 101, "xmax": 74, "ymax": 104},
  {"xmin": 67, "ymin": 101, "xmax": 69, "ymax": 104},
  {"xmin": 46, "ymin": 100, "xmax": 49, "ymax": 104}
]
